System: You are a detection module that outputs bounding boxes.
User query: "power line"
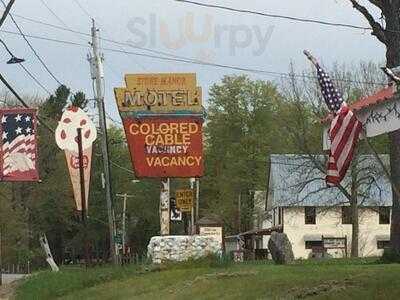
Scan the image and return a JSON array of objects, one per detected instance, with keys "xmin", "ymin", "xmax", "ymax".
[
  {"xmin": 0, "ymin": 27, "xmax": 386, "ymax": 86},
  {"xmin": 72, "ymin": 0, "xmax": 147, "ymax": 71},
  {"xmin": 0, "ymin": 10, "xmax": 388, "ymax": 86},
  {"xmin": 0, "ymin": 0, "xmax": 14, "ymax": 28},
  {"xmin": 0, "ymin": 0, "xmax": 63, "ymax": 86},
  {"xmin": 0, "ymin": 26, "xmax": 387, "ymax": 86},
  {"xmin": 39, "ymin": 0, "xmax": 70, "ymax": 30},
  {"xmin": 72, "ymin": 0, "xmax": 92, "ymax": 19},
  {"xmin": 0, "ymin": 72, "xmax": 54, "ymax": 132},
  {"xmin": 174, "ymin": 0, "xmax": 371, "ymax": 31},
  {"xmin": 19, "ymin": 63, "xmax": 52, "ymax": 95}
]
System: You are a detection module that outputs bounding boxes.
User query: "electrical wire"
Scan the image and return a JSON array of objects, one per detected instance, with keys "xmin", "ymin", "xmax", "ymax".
[
  {"xmin": 0, "ymin": 28, "xmax": 387, "ymax": 86},
  {"xmin": 39, "ymin": 0, "xmax": 71, "ymax": 30},
  {"xmin": 19, "ymin": 63, "xmax": 52, "ymax": 95},
  {"xmin": 0, "ymin": 0, "xmax": 63, "ymax": 86},
  {"xmin": 174, "ymin": 0, "xmax": 371, "ymax": 31},
  {"xmin": 110, "ymin": 160, "xmax": 135, "ymax": 175},
  {"xmin": 72, "ymin": 0, "xmax": 147, "ymax": 71}
]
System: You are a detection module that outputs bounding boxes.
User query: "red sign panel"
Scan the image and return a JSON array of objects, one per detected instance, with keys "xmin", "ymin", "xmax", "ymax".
[{"xmin": 122, "ymin": 117, "xmax": 204, "ymax": 178}]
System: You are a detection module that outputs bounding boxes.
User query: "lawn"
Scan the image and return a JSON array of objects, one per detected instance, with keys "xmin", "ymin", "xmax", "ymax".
[{"xmin": 15, "ymin": 258, "xmax": 400, "ymax": 300}]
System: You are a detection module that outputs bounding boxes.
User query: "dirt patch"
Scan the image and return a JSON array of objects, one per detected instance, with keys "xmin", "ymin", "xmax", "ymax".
[
  {"xmin": 184, "ymin": 271, "xmax": 258, "ymax": 288},
  {"xmin": 288, "ymin": 278, "xmax": 357, "ymax": 299},
  {"xmin": 0, "ymin": 281, "xmax": 19, "ymax": 300}
]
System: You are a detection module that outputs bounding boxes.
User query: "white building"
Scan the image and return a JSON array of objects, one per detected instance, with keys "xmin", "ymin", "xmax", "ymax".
[{"xmin": 256, "ymin": 154, "xmax": 392, "ymax": 259}]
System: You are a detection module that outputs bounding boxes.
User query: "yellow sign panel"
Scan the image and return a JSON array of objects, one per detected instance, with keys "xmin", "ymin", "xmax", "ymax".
[
  {"xmin": 176, "ymin": 189, "xmax": 194, "ymax": 212},
  {"xmin": 114, "ymin": 73, "xmax": 202, "ymax": 113},
  {"xmin": 115, "ymin": 87, "xmax": 202, "ymax": 112},
  {"xmin": 125, "ymin": 73, "xmax": 197, "ymax": 90}
]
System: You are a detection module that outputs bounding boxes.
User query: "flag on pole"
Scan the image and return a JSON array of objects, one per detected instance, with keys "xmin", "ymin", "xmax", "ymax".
[
  {"xmin": 315, "ymin": 63, "xmax": 362, "ymax": 186},
  {"xmin": 0, "ymin": 108, "xmax": 39, "ymax": 181}
]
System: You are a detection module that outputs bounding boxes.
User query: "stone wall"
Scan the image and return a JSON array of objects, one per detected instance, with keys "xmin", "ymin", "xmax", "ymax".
[{"xmin": 147, "ymin": 235, "xmax": 222, "ymax": 264}]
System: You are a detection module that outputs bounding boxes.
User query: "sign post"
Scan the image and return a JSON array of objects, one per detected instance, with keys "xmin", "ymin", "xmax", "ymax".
[
  {"xmin": 160, "ymin": 179, "xmax": 170, "ymax": 235},
  {"xmin": 77, "ymin": 128, "xmax": 90, "ymax": 268}
]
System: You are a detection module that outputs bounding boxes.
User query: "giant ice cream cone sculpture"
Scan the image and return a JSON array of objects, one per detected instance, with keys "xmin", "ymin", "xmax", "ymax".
[{"xmin": 55, "ymin": 107, "xmax": 97, "ymax": 212}]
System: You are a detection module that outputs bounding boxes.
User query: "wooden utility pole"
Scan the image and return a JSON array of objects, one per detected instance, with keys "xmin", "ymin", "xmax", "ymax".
[
  {"xmin": 116, "ymin": 193, "xmax": 134, "ymax": 255},
  {"xmin": 88, "ymin": 20, "xmax": 117, "ymax": 264}
]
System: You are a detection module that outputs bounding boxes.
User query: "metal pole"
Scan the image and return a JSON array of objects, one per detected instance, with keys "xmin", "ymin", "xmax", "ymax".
[
  {"xmin": 89, "ymin": 19, "xmax": 117, "ymax": 265},
  {"xmin": 195, "ymin": 178, "xmax": 200, "ymax": 222},
  {"xmin": 77, "ymin": 128, "xmax": 89, "ymax": 268}
]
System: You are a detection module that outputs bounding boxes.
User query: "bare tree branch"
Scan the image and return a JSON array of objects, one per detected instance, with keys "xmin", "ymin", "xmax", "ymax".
[{"xmin": 349, "ymin": 0, "xmax": 387, "ymax": 44}]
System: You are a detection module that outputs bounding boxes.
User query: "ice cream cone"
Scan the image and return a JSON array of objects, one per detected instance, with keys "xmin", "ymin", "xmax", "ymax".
[{"xmin": 64, "ymin": 146, "xmax": 93, "ymax": 212}]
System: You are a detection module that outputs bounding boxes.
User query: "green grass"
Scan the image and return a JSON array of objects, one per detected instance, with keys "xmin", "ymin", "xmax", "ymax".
[{"xmin": 15, "ymin": 258, "xmax": 400, "ymax": 300}]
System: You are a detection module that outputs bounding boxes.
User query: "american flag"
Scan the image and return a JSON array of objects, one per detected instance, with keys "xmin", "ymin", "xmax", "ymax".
[
  {"xmin": 316, "ymin": 64, "xmax": 362, "ymax": 187},
  {"xmin": 0, "ymin": 108, "xmax": 39, "ymax": 181}
]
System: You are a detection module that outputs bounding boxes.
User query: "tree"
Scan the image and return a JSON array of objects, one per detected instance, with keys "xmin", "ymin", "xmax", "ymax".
[
  {"xmin": 279, "ymin": 62, "xmax": 388, "ymax": 257},
  {"xmin": 202, "ymin": 75, "xmax": 295, "ymax": 233},
  {"xmin": 348, "ymin": 0, "xmax": 400, "ymax": 256}
]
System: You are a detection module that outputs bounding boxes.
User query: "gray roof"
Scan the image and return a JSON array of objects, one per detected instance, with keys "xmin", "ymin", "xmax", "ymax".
[{"xmin": 268, "ymin": 154, "xmax": 391, "ymax": 208}]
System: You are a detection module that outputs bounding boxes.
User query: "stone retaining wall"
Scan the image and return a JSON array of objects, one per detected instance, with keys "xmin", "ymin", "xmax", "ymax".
[{"xmin": 147, "ymin": 235, "xmax": 222, "ymax": 264}]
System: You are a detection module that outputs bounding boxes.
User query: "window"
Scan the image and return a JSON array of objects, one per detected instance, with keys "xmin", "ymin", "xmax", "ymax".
[
  {"xmin": 342, "ymin": 206, "xmax": 352, "ymax": 224},
  {"xmin": 377, "ymin": 240, "xmax": 390, "ymax": 249},
  {"xmin": 278, "ymin": 207, "xmax": 284, "ymax": 225},
  {"xmin": 379, "ymin": 207, "xmax": 390, "ymax": 224},
  {"xmin": 305, "ymin": 207, "xmax": 316, "ymax": 224},
  {"xmin": 305, "ymin": 240, "xmax": 323, "ymax": 249}
]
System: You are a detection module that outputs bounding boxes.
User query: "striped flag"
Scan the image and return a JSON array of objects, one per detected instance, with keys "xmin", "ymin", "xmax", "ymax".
[
  {"xmin": 0, "ymin": 108, "xmax": 39, "ymax": 181},
  {"xmin": 315, "ymin": 64, "xmax": 362, "ymax": 186}
]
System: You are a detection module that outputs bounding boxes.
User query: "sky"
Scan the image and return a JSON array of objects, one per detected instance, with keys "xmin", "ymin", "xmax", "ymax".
[{"xmin": 0, "ymin": 0, "xmax": 386, "ymax": 122}]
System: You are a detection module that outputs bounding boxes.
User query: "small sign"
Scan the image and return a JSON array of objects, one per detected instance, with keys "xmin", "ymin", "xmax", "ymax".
[
  {"xmin": 176, "ymin": 189, "xmax": 194, "ymax": 212},
  {"xmin": 199, "ymin": 226, "xmax": 223, "ymax": 245},
  {"xmin": 323, "ymin": 237, "xmax": 346, "ymax": 249},
  {"xmin": 170, "ymin": 197, "xmax": 182, "ymax": 221}
]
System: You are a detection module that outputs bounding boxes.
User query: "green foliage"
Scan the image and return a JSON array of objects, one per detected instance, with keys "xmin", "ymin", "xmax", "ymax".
[
  {"xmin": 381, "ymin": 248, "xmax": 400, "ymax": 263},
  {"xmin": 40, "ymin": 85, "xmax": 70, "ymax": 120},
  {"xmin": 70, "ymin": 91, "xmax": 88, "ymax": 109},
  {"xmin": 202, "ymin": 75, "xmax": 302, "ymax": 233},
  {"xmin": 15, "ymin": 258, "xmax": 400, "ymax": 300}
]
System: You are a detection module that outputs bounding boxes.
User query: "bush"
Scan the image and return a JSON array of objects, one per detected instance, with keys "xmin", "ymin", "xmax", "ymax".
[{"xmin": 381, "ymin": 248, "xmax": 400, "ymax": 263}]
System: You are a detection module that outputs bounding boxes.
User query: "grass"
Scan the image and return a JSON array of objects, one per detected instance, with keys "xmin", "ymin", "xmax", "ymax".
[{"xmin": 15, "ymin": 257, "xmax": 400, "ymax": 300}]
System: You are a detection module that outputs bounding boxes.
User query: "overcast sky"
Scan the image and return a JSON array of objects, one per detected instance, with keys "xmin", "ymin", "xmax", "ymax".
[{"xmin": 0, "ymin": 0, "xmax": 385, "ymax": 121}]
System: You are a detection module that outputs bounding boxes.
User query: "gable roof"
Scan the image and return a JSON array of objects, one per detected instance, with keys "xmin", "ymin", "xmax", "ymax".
[
  {"xmin": 268, "ymin": 154, "xmax": 391, "ymax": 208},
  {"xmin": 322, "ymin": 85, "xmax": 396, "ymax": 123}
]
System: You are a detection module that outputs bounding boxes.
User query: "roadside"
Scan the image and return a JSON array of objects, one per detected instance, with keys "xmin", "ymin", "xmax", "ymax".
[{"xmin": 1, "ymin": 275, "xmax": 27, "ymax": 300}]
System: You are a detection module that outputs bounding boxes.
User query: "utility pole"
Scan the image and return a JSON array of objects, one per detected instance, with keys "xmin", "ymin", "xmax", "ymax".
[
  {"xmin": 116, "ymin": 193, "xmax": 134, "ymax": 256},
  {"xmin": 88, "ymin": 19, "xmax": 117, "ymax": 265}
]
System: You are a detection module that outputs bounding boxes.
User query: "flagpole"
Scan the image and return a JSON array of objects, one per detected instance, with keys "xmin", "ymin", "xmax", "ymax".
[{"xmin": 303, "ymin": 50, "xmax": 400, "ymax": 199}]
